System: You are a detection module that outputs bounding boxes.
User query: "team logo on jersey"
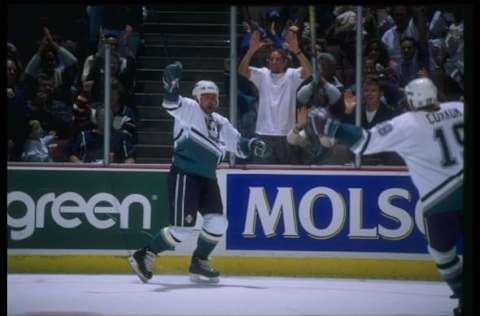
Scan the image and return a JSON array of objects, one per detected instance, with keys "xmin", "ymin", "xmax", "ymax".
[
  {"xmin": 377, "ymin": 123, "xmax": 394, "ymax": 136},
  {"xmin": 205, "ymin": 115, "xmax": 221, "ymax": 143},
  {"xmin": 185, "ymin": 214, "xmax": 193, "ymax": 224}
]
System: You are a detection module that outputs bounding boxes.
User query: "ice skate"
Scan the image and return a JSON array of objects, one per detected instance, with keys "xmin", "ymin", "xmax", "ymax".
[
  {"xmin": 189, "ymin": 256, "xmax": 220, "ymax": 284},
  {"xmin": 128, "ymin": 247, "xmax": 155, "ymax": 283}
]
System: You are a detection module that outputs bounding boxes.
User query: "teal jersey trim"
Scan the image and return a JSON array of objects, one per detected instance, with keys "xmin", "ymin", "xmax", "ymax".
[
  {"xmin": 334, "ymin": 122, "xmax": 364, "ymax": 148},
  {"xmin": 173, "ymin": 135, "xmax": 222, "ymax": 180},
  {"xmin": 238, "ymin": 137, "xmax": 251, "ymax": 157}
]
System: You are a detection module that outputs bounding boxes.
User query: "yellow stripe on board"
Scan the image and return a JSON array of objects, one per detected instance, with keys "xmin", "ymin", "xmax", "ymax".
[{"xmin": 7, "ymin": 256, "xmax": 440, "ymax": 281}]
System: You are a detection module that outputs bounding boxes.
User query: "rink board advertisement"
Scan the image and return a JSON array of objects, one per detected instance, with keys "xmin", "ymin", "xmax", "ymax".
[
  {"xmin": 225, "ymin": 171, "xmax": 429, "ymax": 254},
  {"xmin": 7, "ymin": 167, "xmax": 170, "ymax": 250},
  {"xmin": 8, "ymin": 166, "xmax": 434, "ymax": 256}
]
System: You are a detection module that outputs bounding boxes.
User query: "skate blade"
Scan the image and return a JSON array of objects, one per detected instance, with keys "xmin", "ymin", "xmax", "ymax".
[
  {"xmin": 190, "ymin": 273, "xmax": 219, "ymax": 284},
  {"xmin": 128, "ymin": 256, "xmax": 150, "ymax": 283}
]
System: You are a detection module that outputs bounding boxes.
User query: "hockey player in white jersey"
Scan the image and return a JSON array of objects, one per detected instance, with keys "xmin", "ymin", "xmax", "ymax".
[
  {"xmin": 129, "ymin": 61, "xmax": 267, "ymax": 284},
  {"xmin": 306, "ymin": 77, "xmax": 464, "ymax": 316}
]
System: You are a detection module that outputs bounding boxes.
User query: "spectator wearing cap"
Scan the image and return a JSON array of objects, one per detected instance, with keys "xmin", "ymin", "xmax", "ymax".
[{"xmin": 239, "ymin": 26, "xmax": 312, "ymax": 164}]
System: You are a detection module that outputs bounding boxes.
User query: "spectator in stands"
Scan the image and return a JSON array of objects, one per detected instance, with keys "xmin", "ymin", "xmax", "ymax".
[
  {"xmin": 325, "ymin": 7, "xmax": 357, "ymax": 87},
  {"xmin": 363, "ymin": 56, "xmax": 405, "ymax": 110},
  {"xmin": 364, "ymin": 39, "xmax": 390, "ymax": 70},
  {"xmin": 7, "ymin": 42, "xmax": 24, "ymax": 78},
  {"xmin": 72, "ymin": 79, "xmax": 96, "ymax": 136},
  {"xmin": 287, "ymin": 105, "xmax": 353, "ymax": 165},
  {"xmin": 109, "ymin": 79, "xmax": 137, "ymax": 143},
  {"xmin": 26, "ymin": 74, "xmax": 73, "ymax": 162},
  {"xmin": 21, "ymin": 120, "xmax": 57, "ymax": 162},
  {"xmin": 239, "ymin": 26, "xmax": 312, "ymax": 164},
  {"xmin": 394, "ymin": 37, "xmax": 429, "ymax": 88},
  {"xmin": 381, "ymin": 6, "xmax": 427, "ymax": 67},
  {"xmin": 81, "ymin": 34, "xmax": 130, "ymax": 82},
  {"xmin": 223, "ymin": 58, "xmax": 257, "ymax": 140},
  {"xmin": 86, "ymin": 5, "xmax": 104, "ymax": 54},
  {"xmin": 69, "ymin": 108, "xmax": 136, "ymax": 163},
  {"xmin": 343, "ymin": 77, "xmax": 403, "ymax": 165},
  {"xmin": 100, "ymin": 5, "xmax": 143, "ymax": 58},
  {"xmin": 317, "ymin": 52, "xmax": 344, "ymax": 92},
  {"xmin": 24, "ymin": 27, "xmax": 78, "ymax": 103},
  {"xmin": 442, "ymin": 15, "xmax": 464, "ymax": 94},
  {"xmin": 297, "ymin": 54, "xmax": 343, "ymax": 111},
  {"xmin": 83, "ymin": 48, "xmax": 135, "ymax": 107},
  {"xmin": 7, "ymin": 57, "xmax": 29, "ymax": 161}
]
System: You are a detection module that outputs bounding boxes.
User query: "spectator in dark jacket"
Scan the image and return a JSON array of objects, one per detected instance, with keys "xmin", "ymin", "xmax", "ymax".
[
  {"xmin": 69, "ymin": 108, "xmax": 135, "ymax": 163},
  {"xmin": 7, "ymin": 58, "xmax": 29, "ymax": 161},
  {"xmin": 344, "ymin": 77, "xmax": 403, "ymax": 165}
]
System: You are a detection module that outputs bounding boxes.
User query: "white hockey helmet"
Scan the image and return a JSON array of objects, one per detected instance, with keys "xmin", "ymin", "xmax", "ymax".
[
  {"xmin": 192, "ymin": 80, "xmax": 219, "ymax": 107},
  {"xmin": 404, "ymin": 78, "xmax": 438, "ymax": 110}
]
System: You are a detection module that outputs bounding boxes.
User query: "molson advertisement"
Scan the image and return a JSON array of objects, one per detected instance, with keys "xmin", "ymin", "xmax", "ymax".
[
  {"xmin": 9, "ymin": 167, "xmax": 450, "ymax": 256},
  {"xmin": 7, "ymin": 167, "xmax": 170, "ymax": 250},
  {"xmin": 225, "ymin": 171, "xmax": 430, "ymax": 254}
]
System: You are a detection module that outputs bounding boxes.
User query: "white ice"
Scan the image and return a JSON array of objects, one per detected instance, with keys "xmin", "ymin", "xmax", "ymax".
[{"xmin": 8, "ymin": 273, "xmax": 457, "ymax": 316}]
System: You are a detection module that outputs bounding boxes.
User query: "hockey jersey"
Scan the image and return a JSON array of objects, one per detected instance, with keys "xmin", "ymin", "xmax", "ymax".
[
  {"xmin": 351, "ymin": 101, "xmax": 464, "ymax": 210},
  {"xmin": 162, "ymin": 96, "xmax": 249, "ymax": 179}
]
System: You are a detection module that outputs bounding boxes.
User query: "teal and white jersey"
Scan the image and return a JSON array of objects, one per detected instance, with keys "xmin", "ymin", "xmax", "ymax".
[
  {"xmin": 163, "ymin": 96, "xmax": 248, "ymax": 179},
  {"xmin": 351, "ymin": 102, "xmax": 464, "ymax": 211}
]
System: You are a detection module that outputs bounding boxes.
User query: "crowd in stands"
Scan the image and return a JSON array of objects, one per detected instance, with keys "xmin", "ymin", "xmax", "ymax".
[
  {"xmin": 8, "ymin": 5, "xmax": 465, "ymax": 166},
  {"xmin": 233, "ymin": 5, "xmax": 465, "ymax": 165},
  {"xmin": 8, "ymin": 5, "xmax": 142, "ymax": 163}
]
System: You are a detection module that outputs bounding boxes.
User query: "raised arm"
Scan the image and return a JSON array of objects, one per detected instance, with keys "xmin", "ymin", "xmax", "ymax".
[
  {"xmin": 238, "ymin": 30, "xmax": 264, "ymax": 79},
  {"xmin": 285, "ymin": 25, "xmax": 312, "ymax": 79},
  {"xmin": 162, "ymin": 61, "xmax": 183, "ymax": 108}
]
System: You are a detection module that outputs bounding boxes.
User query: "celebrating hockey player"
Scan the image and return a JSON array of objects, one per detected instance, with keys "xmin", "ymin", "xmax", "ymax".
[
  {"xmin": 128, "ymin": 61, "xmax": 267, "ymax": 284},
  {"xmin": 304, "ymin": 77, "xmax": 464, "ymax": 316}
]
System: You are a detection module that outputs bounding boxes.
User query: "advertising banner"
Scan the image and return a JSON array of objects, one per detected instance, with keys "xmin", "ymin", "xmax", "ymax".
[
  {"xmin": 7, "ymin": 168, "xmax": 170, "ymax": 250},
  {"xmin": 226, "ymin": 172, "xmax": 430, "ymax": 254}
]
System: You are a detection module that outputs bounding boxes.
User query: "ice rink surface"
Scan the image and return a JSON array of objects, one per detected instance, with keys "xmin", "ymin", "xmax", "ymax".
[{"xmin": 8, "ymin": 273, "xmax": 457, "ymax": 316}]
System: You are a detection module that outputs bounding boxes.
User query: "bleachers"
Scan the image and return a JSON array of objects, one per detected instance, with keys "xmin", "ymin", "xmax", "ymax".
[{"xmin": 134, "ymin": 5, "xmax": 239, "ymax": 164}]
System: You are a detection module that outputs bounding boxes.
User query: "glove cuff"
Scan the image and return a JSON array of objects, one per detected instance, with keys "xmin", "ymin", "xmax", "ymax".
[{"xmin": 326, "ymin": 119, "xmax": 340, "ymax": 138}]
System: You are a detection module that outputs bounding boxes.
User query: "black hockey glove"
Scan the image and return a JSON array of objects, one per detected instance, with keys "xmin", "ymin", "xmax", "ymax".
[
  {"xmin": 163, "ymin": 61, "xmax": 183, "ymax": 103},
  {"xmin": 307, "ymin": 107, "xmax": 339, "ymax": 138}
]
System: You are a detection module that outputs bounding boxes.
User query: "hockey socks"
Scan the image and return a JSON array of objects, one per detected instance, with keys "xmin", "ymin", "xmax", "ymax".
[
  {"xmin": 429, "ymin": 246, "xmax": 463, "ymax": 298},
  {"xmin": 192, "ymin": 229, "xmax": 222, "ymax": 260},
  {"xmin": 148, "ymin": 227, "xmax": 179, "ymax": 254}
]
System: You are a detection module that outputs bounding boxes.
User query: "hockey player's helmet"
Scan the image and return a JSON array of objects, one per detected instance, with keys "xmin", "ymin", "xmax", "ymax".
[
  {"xmin": 192, "ymin": 80, "xmax": 219, "ymax": 108},
  {"xmin": 404, "ymin": 77, "xmax": 438, "ymax": 110}
]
